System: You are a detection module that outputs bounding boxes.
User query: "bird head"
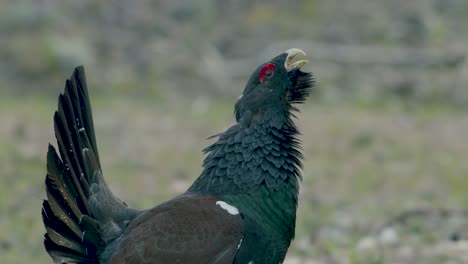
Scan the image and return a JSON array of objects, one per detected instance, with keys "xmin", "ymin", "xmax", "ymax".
[{"xmin": 235, "ymin": 48, "xmax": 314, "ymax": 122}]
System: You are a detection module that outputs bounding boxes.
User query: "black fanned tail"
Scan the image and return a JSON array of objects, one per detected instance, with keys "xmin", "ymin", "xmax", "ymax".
[{"xmin": 42, "ymin": 66, "xmax": 138, "ymax": 263}]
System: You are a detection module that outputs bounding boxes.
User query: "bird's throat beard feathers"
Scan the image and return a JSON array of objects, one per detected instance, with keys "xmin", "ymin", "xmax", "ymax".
[{"xmin": 188, "ymin": 106, "xmax": 303, "ymax": 196}]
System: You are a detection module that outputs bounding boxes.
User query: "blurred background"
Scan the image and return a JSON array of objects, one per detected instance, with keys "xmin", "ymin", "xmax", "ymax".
[{"xmin": 1, "ymin": 0, "xmax": 468, "ymax": 263}]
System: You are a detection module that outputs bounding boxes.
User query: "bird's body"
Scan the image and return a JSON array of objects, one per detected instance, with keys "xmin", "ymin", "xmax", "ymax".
[{"xmin": 41, "ymin": 49, "xmax": 313, "ymax": 264}]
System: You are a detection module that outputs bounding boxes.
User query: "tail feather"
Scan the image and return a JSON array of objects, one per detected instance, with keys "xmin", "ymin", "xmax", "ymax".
[
  {"xmin": 44, "ymin": 239, "xmax": 90, "ymax": 264},
  {"xmin": 45, "ymin": 145, "xmax": 82, "ymax": 225},
  {"xmin": 69, "ymin": 70, "xmax": 101, "ymax": 165},
  {"xmin": 42, "ymin": 66, "xmax": 137, "ymax": 263},
  {"xmin": 54, "ymin": 106, "xmax": 91, "ymax": 212},
  {"xmin": 42, "ymin": 201, "xmax": 86, "ymax": 255},
  {"xmin": 79, "ymin": 215, "xmax": 104, "ymax": 249}
]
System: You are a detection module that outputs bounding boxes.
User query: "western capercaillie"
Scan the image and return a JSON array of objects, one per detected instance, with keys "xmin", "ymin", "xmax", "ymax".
[{"xmin": 41, "ymin": 48, "xmax": 314, "ymax": 264}]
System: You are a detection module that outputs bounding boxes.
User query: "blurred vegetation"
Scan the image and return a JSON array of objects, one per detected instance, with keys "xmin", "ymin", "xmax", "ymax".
[
  {"xmin": 1, "ymin": 0, "xmax": 467, "ymax": 104},
  {"xmin": 1, "ymin": 0, "xmax": 468, "ymax": 263}
]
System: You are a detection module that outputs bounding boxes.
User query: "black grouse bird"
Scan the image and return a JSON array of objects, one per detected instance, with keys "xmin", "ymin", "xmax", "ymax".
[{"xmin": 41, "ymin": 48, "xmax": 313, "ymax": 263}]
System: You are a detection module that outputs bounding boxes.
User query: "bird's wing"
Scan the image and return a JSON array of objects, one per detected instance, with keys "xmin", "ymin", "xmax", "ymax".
[
  {"xmin": 109, "ymin": 194, "xmax": 244, "ymax": 264},
  {"xmin": 43, "ymin": 66, "xmax": 139, "ymax": 263}
]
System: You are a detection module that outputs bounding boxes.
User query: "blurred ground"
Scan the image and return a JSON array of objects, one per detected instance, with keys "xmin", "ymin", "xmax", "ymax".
[{"xmin": 1, "ymin": 0, "xmax": 468, "ymax": 263}]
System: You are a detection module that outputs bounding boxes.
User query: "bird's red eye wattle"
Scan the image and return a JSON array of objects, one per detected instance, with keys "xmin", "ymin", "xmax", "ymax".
[{"xmin": 259, "ymin": 63, "xmax": 276, "ymax": 83}]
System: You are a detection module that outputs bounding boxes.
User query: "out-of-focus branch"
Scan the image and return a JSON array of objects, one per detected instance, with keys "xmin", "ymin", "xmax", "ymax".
[
  {"xmin": 270, "ymin": 41, "xmax": 465, "ymax": 67},
  {"xmin": 224, "ymin": 41, "xmax": 466, "ymax": 77}
]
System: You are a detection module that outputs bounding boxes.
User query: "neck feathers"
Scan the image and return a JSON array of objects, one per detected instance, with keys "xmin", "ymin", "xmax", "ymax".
[{"xmin": 188, "ymin": 112, "xmax": 303, "ymax": 196}]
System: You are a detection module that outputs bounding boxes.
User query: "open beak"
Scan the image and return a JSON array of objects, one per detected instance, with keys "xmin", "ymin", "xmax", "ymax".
[{"xmin": 284, "ymin": 48, "xmax": 309, "ymax": 72}]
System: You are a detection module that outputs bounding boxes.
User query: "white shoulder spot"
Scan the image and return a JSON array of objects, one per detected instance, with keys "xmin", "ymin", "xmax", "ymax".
[
  {"xmin": 216, "ymin": 201, "xmax": 240, "ymax": 215},
  {"xmin": 237, "ymin": 237, "xmax": 243, "ymax": 249}
]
